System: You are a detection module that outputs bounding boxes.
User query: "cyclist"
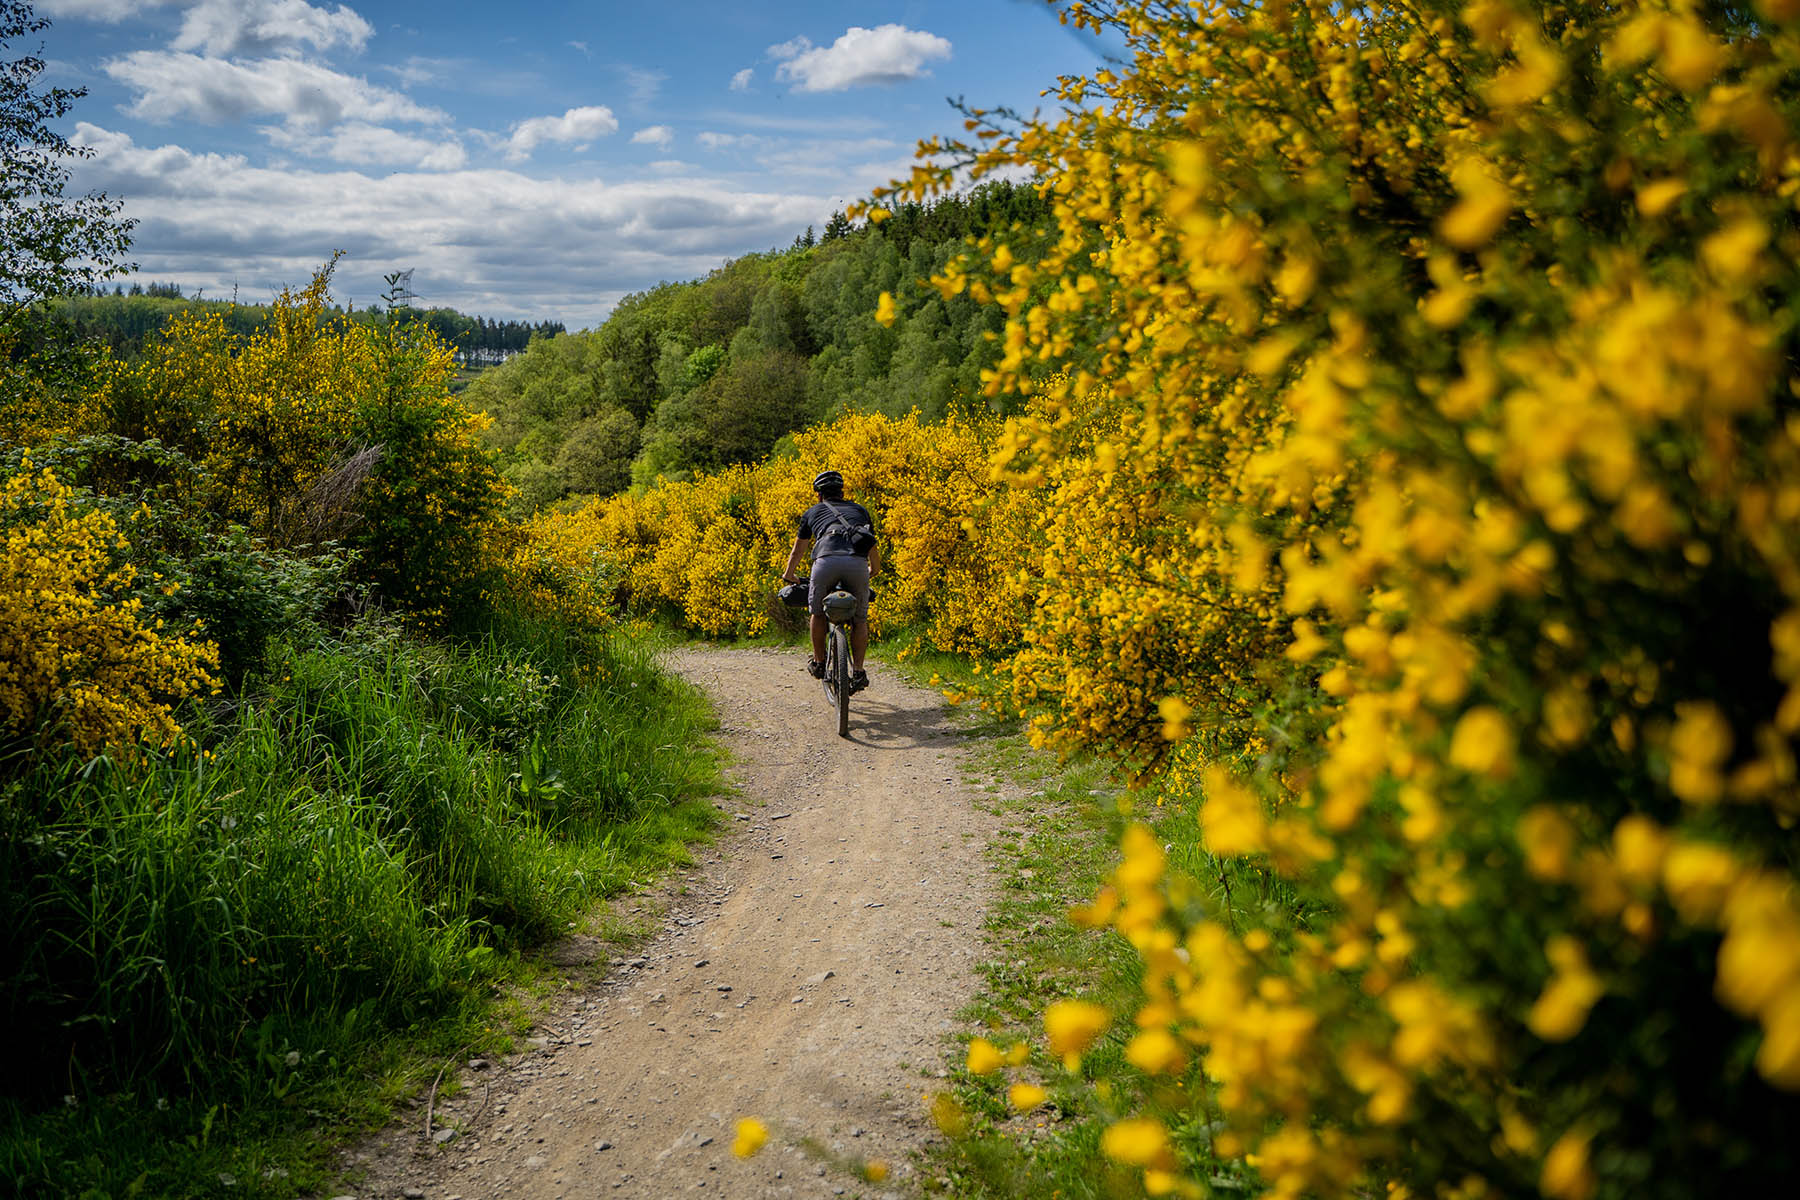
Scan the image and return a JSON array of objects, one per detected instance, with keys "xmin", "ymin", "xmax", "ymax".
[{"xmin": 781, "ymin": 469, "xmax": 880, "ymax": 692}]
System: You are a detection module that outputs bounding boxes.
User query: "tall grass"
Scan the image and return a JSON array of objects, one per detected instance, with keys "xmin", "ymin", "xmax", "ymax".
[{"xmin": 0, "ymin": 604, "xmax": 719, "ymax": 1197}]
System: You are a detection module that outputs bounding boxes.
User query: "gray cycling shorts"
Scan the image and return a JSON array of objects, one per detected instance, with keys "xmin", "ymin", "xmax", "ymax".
[{"xmin": 808, "ymin": 554, "xmax": 870, "ymax": 620}]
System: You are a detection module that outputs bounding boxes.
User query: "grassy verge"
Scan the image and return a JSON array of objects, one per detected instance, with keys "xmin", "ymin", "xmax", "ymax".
[
  {"xmin": 879, "ymin": 642, "xmax": 1254, "ymax": 1198},
  {"xmin": 0, "ymin": 604, "xmax": 722, "ymax": 1199}
]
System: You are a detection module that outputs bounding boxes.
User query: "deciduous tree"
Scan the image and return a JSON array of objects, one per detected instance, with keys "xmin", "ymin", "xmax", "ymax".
[{"xmin": 0, "ymin": 0, "xmax": 133, "ymax": 331}]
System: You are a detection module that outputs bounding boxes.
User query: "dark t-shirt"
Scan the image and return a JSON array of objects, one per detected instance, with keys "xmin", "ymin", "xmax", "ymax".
[{"xmin": 799, "ymin": 499, "xmax": 875, "ymax": 559}]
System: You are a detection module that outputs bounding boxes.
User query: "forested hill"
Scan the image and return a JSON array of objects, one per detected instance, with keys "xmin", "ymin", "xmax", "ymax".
[
  {"xmin": 41, "ymin": 287, "xmax": 565, "ymax": 368},
  {"xmin": 466, "ymin": 179, "xmax": 1047, "ymax": 512}
]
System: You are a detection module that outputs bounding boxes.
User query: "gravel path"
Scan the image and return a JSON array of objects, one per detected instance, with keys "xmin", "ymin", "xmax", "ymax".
[{"xmin": 336, "ymin": 645, "xmax": 1000, "ymax": 1199}]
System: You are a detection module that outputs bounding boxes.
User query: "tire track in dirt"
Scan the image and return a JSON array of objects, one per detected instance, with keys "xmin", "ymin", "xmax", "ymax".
[{"xmin": 339, "ymin": 645, "xmax": 1001, "ymax": 1199}]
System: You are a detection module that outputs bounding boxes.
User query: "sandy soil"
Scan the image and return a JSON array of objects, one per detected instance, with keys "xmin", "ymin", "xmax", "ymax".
[{"xmin": 334, "ymin": 645, "xmax": 1001, "ymax": 1199}]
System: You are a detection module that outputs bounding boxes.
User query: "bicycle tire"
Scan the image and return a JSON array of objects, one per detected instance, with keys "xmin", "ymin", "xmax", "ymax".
[
  {"xmin": 820, "ymin": 633, "xmax": 837, "ymax": 708},
  {"xmin": 832, "ymin": 626, "xmax": 851, "ymax": 737}
]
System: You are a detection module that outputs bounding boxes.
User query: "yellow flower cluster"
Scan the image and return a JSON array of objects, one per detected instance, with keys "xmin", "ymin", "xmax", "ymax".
[
  {"xmin": 0, "ymin": 465, "xmax": 218, "ymax": 754},
  {"xmin": 533, "ymin": 2, "xmax": 1800, "ymax": 1189},
  {"xmin": 862, "ymin": 0, "xmax": 1800, "ymax": 1194},
  {"xmin": 109, "ymin": 262, "xmax": 511, "ymax": 620},
  {"xmin": 500, "ymin": 519, "xmax": 617, "ymax": 631},
  {"xmin": 132, "ymin": 270, "xmax": 379, "ymax": 535},
  {"xmin": 0, "ymin": 329, "xmax": 118, "ymax": 447},
  {"xmin": 523, "ymin": 408, "xmax": 1037, "ymax": 650}
]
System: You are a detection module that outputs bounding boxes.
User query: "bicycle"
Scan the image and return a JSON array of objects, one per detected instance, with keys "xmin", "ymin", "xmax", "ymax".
[
  {"xmin": 818, "ymin": 587, "xmax": 858, "ymax": 737},
  {"xmin": 779, "ymin": 578, "xmax": 873, "ymax": 738}
]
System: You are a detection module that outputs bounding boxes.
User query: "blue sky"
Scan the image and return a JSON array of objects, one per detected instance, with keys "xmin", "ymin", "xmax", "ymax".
[{"xmin": 33, "ymin": 0, "xmax": 1114, "ymax": 328}]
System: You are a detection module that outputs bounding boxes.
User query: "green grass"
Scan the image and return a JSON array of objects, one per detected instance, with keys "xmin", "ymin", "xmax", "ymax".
[
  {"xmin": 0, "ymin": 602, "xmax": 722, "ymax": 1199},
  {"xmin": 878, "ymin": 642, "xmax": 1258, "ymax": 1199}
]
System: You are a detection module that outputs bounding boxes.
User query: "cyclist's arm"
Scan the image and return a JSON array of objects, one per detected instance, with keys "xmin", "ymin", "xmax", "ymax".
[
  {"xmin": 866, "ymin": 541, "xmax": 881, "ymax": 577},
  {"xmin": 782, "ymin": 535, "xmax": 810, "ymax": 583}
]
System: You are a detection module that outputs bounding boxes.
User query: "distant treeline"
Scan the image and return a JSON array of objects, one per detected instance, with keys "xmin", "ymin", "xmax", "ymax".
[
  {"xmin": 45, "ymin": 284, "xmax": 564, "ymax": 367},
  {"xmin": 469, "ymin": 179, "xmax": 1050, "ymax": 512}
]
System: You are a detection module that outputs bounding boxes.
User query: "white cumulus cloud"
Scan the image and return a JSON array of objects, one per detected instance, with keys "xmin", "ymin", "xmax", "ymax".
[
  {"xmin": 39, "ymin": 0, "xmax": 179, "ymax": 20},
  {"xmin": 172, "ymin": 0, "xmax": 372, "ymax": 58},
  {"xmin": 45, "ymin": 0, "xmax": 371, "ymax": 56},
  {"xmin": 729, "ymin": 67, "xmax": 753, "ymax": 91},
  {"xmin": 631, "ymin": 125, "xmax": 674, "ymax": 149},
  {"xmin": 769, "ymin": 24, "xmax": 950, "ymax": 92},
  {"xmin": 505, "ymin": 105, "xmax": 619, "ymax": 161},
  {"xmin": 105, "ymin": 50, "xmax": 444, "ymax": 128},
  {"xmin": 697, "ymin": 131, "xmax": 744, "ymax": 151},
  {"xmin": 263, "ymin": 121, "xmax": 466, "ymax": 170},
  {"xmin": 68, "ymin": 121, "xmax": 840, "ymax": 329}
]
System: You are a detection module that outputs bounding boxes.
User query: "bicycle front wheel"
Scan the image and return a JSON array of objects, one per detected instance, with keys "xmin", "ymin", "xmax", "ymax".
[{"xmin": 831, "ymin": 625, "xmax": 850, "ymax": 738}]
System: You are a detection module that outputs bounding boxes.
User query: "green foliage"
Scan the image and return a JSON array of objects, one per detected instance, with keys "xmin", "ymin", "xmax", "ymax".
[
  {"xmin": 689, "ymin": 349, "xmax": 812, "ymax": 470},
  {"xmin": 0, "ymin": 602, "xmax": 721, "ymax": 1195},
  {"xmin": 467, "ymin": 180, "xmax": 1046, "ymax": 508},
  {"xmin": 0, "ymin": 0, "xmax": 134, "ymax": 331},
  {"xmin": 552, "ymin": 406, "xmax": 638, "ymax": 497},
  {"xmin": 35, "ymin": 290, "xmax": 564, "ymax": 366},
  {"xmin": 347, "ymin": 319, "xmax": 511, "ymax": 622},
  {"xmin": 35, "ymin": 291, "xmax": 273, "ymax": 357}
]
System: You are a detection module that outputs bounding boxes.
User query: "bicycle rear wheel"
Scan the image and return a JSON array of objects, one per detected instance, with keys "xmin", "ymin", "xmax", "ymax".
[{"xmin": 830, "ymin": 625, "xmax": 850, "ymax": 737}]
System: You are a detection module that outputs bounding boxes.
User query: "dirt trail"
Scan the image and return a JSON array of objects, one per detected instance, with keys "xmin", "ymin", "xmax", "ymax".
[{"xmin": 340, "ymin": 646, "xmax": 1001, "ymax": 1199}]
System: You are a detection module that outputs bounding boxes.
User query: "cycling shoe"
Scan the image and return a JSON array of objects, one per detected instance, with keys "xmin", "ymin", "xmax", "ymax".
[
  {"xmin": 806, "ymin": 659, "xmax": 825, "ymax": 679},
  {"xmin": 850, "ymin": 669, "xmax": 870, "ymax": 693}
]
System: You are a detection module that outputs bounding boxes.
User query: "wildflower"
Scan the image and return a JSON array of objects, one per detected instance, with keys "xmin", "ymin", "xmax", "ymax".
[
  {"xmin": 1441, "ymin": 159, "xmax": 1513, "ymax": 249},
  {"xmin": 1540, "ymin": 1128, "xmax": 1596, "ymax": 1200},
  {"xmin": 1517, "ymin": 807, "xmax": 1578, "ymax": 881},
  {"xmin": 1715, "ymin": 874, "xmax": 1800, "ymax": 1017},
  {"xmin": 1340, "ymin": 1044, "xmax": 1412, "ymax": 1124},
  {"xmin": 1661, "ymin": 840, "xmax": 1741, "ymax": 923},
  {"xmin": 1044, "ymin": 999, "xmax": 1109, "ymax": 1068},
  {"xmin": 1158, "ymin": 695, "xmax": 1193, "ymax": 741},
  {"xmin": 1125, "ymin": 1028, "xmax": 1187, "ymax": 1075},
  {"xmin": 966, "ymin": 1037, "xmax": 1005, "ymax": 1076},
  {"xmin": 1448, "ymin": 707, "xmax": 1515, "ymax": 778},
  {"xmin": 1100, "ymin": 1117, "xmax": 1172, "ymax": 1167},
  {"xmin": 1635, "ymin": 178, "xmax": 1687, "ymax": 217},
  {"xmin": 731, "ymin": 1117, "xmax": 768, "ymax": 1158},
  {"xmin": 1756, "ymin": 991, "xmax": 1800, "ymax": 1088},
  {"xmin": 1528, "ymin": 937, "xmax": 1606, "ymax": 1042},
  {"xmin": 1612, "ymin": 816, "xmax": 1667, "ymax": 888},
  {"xmin": 1286, "ymin": 618, "xmax": 1328, "ymax": 662},
  {"xmin": 929, "ymin": 1092, "xmax": 969, "ymax": 1138},
  {"xmin": 1666, "ymin": 702, "xmax": 1732, "ymax": 804},
  {"xmin": 1008, "ymin": 1082, "xmax": 1048, "ymax": 1111},
  {"xmin": 1201, "ymin": 767, "xmax": 1267, "ymax": 856}
]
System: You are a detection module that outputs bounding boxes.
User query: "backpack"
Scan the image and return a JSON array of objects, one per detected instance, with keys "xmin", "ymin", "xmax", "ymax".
[{"xmin": 821, "ymin": 500, "xmax": 877, "ymax": 556}]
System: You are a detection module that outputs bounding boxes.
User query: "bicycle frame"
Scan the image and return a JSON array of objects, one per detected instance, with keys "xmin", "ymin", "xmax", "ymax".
[{"xmin": 820, "ymin": 589, "xmax": 856, "ymax": 737}]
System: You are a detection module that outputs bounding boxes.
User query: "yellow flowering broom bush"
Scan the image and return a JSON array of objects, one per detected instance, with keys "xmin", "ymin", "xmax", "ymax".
[
  {"xmin": 525, "ymin": 408, "xmax": 1037, "ymax": 649},
  {"xmin": 522, "ymin": 2, "xmax": 1800, "ymax": 1191},
  {"xmin": 858, "ymin": 0, "xmax": 1800, "ymax": 1195},
  {"xmin": 0, "ymin": 464, "xmax": 217, "ymax": 755},
  {"xmin": 104, "ymin": 262, "xmax": 512, "ymax": 623}
]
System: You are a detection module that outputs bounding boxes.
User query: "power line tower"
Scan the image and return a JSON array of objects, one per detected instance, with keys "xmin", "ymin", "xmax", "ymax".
[{"xmin": 381, "ymin": 268, "xmax": 418, "ymax": 312}]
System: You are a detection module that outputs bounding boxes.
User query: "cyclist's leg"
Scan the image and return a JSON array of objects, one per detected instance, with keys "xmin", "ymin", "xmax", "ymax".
[
  {"xmin": 805, "ymin": 561, "xmax": 830, "ymax": 672},
  {"xmin": 838, "ymin": 556, "xmax": 872, "ymax": 672},
  {"xmin": 812, "ymin": 554, "xmax": 870, "ymax": 670}
]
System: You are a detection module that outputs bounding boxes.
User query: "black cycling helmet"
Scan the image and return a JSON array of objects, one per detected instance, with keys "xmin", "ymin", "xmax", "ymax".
[{"xmin": 811, "ymin": 469, "xmax": 844, "ymax": 496}]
